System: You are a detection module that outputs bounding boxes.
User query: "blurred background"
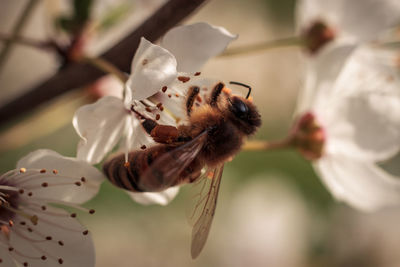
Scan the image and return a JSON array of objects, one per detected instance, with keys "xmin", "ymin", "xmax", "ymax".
[{"xmin": 1, "ymin": 0, "xmax": 399, "ymax": 266}]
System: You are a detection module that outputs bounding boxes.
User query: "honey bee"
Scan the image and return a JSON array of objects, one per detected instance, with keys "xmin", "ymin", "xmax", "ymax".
[{"xmin": 103, "ymin": 81, "xmax": 261, "ymax": 258}]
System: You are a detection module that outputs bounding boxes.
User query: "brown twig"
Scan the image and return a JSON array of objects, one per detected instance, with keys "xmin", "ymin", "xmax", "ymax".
[
  {"xmin": 0, "ymin": 0, "xmax": 207, "ymax": 125},
  {"xmin": 242, "ymin": 139, "xmax": 291, "ymax": 151},
  {"xmin": 0, "ymin": 33, "xmax": 54, "ymax": 51},
  {"xmin": 0, "ymin": 0, "xmax": 39, "ymax": 73}
]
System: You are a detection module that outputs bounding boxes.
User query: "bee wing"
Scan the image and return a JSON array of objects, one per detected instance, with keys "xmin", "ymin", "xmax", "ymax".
[
  {"xmin": 186, "ymin": 166, "xmax": 214, "ymax": 226},
  {"xmin": 138, "ymin": 131, "xmax": 208, "ymax": 191},
  {"xmin": 190, "ymin": 164, "xmax": 224, "ymax": 259}
]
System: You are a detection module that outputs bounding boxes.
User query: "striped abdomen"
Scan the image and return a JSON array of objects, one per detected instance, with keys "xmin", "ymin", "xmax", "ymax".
[{"xmin": 103, "ymin": 145, "xmax": 202, "ymax": 192}]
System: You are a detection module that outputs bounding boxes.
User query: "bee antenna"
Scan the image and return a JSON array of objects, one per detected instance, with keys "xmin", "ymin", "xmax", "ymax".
[{"xmin": 229, "ymin": 81, "xmax": 252, "ymax": 99}]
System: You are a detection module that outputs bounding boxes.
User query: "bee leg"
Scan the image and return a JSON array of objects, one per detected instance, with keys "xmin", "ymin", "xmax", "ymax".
[
  {"xmin": 150, "ymin": 125, "xmax": 181, "ymax": 144},
  {"xmin": 186, "ymin": 86, "xmax": 200, "ymax": 117},
  {"xmin": 209, "ymin": 82, "xmax": 225, "ymax": 107},
  {"xmin": 131, "ymin": 105, "xmax": 159, "ymax": 134},
  {"xmin": 131, "ymin": 105, "xmax": 186, "ymax": 144}
]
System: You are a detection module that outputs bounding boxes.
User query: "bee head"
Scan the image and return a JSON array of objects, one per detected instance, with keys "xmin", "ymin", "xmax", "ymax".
[{"xmin": 228, "ymin": 96, "xmax": 261, "ymax": 135}]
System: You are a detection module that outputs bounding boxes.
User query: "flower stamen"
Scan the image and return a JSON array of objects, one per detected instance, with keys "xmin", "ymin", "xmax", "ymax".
[{"xmin": 1, "ymin": 204, "xmax": 38, "ymax": 225}]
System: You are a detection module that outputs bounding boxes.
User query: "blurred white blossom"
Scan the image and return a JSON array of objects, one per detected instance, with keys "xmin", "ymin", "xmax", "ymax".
[
  {"xmin": 294, "ymin": 42, "xmax": 400, "ymax": 211},
  {"xmin": 73, "ymin": 22, "xmax": 237, "ymax": 205},
  {"xmin": 0, "ymin": 149, "xmax": 103, "ymax": 267},
  {"xmin": 217, "ymin": 177, "xmax": 310, "ymax": 267},
  {"xmin": 297, "ymin": 0, "xmax": 400, "ymax": 46}
]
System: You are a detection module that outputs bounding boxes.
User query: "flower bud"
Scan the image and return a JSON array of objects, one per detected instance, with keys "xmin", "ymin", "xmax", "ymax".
[
  {"xmin": 302, "ymin": 20, "xmax": 335, "ymax": 54},
  {"xmin": 290, "ymin": 112, "xmax": 325, "ymax": 160}
]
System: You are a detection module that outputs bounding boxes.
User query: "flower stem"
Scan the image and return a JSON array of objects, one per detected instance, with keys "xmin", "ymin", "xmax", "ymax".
[
  {"xmin": 242, "ymin": 139, "xmax": 291, "ymax": 151},
  {"xmin": 0, "ymin": 33, "xmax": 129, "ymax": 84},
  {"xmin": 0, "ymin": 0, "xmax": 39, "ymax": 73},
  {"xmin": 380, "ymin": 40, "xmax": 400, "ymax": 49},
  {"xmin": 0, "ymin": 33, "xmax": 53, "ymax": 50},
  {"xmin": 220, "ymin": 36, "xmax": 304, "ymax": 57},
  {"xmin": 82, "ymin": 56, "xmax": 127, "ymax": 84}
]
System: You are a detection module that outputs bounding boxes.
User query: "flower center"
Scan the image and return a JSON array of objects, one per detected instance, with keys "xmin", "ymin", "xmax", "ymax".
[
  {"xmin": 0, "ymin": 168, "xmax": 97, "ymax": 266},
  {"xmin": 303, "ymin": 20, "xmax": 336, "ymax": 54},
  {"xmin": 290, "ymin": 112, "xmax": 325, "ymax": 160},
  {"xmin": 0, "ymin": 184, "xmax": 20, "ymax": 225}
]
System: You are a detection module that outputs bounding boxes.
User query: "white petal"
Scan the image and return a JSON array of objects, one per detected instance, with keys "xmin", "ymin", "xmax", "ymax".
[
  {"xmin": 0, "ymin": 248, "xmax": 16, "ymax": 267},
  {"xmin": 295, "ymin": 41, "xmax": 356, "ymax": 115},
  {"xmin": 9, "ymin": 207, "xmax": 94, "ymax": 267},
  {"xmin": 296, "ymin": 0, "xmax": 400, "ymax": 41},
  {"xmin": 133, "ymin": 99, "xmax": 176, "ymax": 127},
  {"xmin": 151, "ymin": 92, "xmax": 186, "ymax": 123},
  {"xmin": 314, "ymin": 45, "xmax": 400, "ymax": 160},
  {"xmin": 17, "ymin": 149, "xmax": 103, "ymax": 185},
  {"xmin": 15, "ymin": 154, "xmax": 102, "ymax": 204},
  {"xmin": 127, "ymin": 187, "xmax": 179, "ymax": 206},
  {"xmin": 315, "ymin": 156, "xmax": 400, "ymax": 212},
  {"xmin": 122, "ymin": 114, "xmax": 153, "ymax": 154},
  {"xmin": 73, "ymin": 96, "xmax": 128, "ymax": 164},
  {"xmin": 161, "ymin": 22, "xmax": 237, "ymax": 72},
  {"xmin": 127, "ymin": 37, "xmax": 177, "ymax": 101}
]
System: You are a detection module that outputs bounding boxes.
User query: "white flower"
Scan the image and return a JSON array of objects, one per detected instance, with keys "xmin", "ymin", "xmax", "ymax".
[
  {"xmin": 73, "ymin": 22, "xmax": 237, "ymax": 205},
  {"xmin": 294, "ymin": 42, "xmax": 400, "ymax": 211},
  {"xmin": 0, "ymin": 149, "xmax": 103, "ymax": 267},
  {"xmin": 296, "ymin": 0, "xmax": 400, "ymax": 54},
  {"xmin": 297, "ymin": 0, "xmax": 400, "ymax": 43}
]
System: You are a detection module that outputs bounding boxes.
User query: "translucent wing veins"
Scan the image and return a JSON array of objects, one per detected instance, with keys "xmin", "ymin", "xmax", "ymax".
[{"xmin": 190, "ymin": 165, "xmax": 224, "ymax": 259}]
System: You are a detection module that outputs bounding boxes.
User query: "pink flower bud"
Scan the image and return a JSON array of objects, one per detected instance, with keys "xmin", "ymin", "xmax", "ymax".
[
  {"xmin": 302, "ymin": 20, "xmax": 336, "ymax": 54},
  {"xmin": 291, "ymin": 112, "xmax": 325, "ymax": 160}
]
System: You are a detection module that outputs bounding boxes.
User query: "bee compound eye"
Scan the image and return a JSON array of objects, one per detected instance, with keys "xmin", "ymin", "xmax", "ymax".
[{"xmin": 231, "ymin": 98, "xmax": 248, "ymax": 118}]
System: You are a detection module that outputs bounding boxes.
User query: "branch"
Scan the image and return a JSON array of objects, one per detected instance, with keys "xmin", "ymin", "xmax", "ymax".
[
  {"xmin": 0, "ymin": 33, "xmax": 53, "ymax": 51},
  {"xmin": 0, "ymin": 0, "xmax": 39, "ymax": 72},
  {"xmin": 0, "ymin": 0, "xmax": 207, "ymax": 125}
]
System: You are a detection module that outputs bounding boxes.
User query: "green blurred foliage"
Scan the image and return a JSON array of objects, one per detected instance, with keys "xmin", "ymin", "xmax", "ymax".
[
  {"xmin": 98, "ymin": 3, "xmax": 133, "ymax": 32},
  {"xmin": 262, "ymin": 0, "xmax": 297, "ymax": 26},
  {"xmin": 57, "ymin": 0, "xmax": 93, "ymax": 33},
  {"xmin": 73, "ymin": 0, "xmax": 93, "ymax": 23}
]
